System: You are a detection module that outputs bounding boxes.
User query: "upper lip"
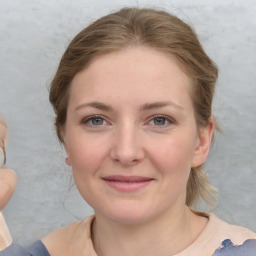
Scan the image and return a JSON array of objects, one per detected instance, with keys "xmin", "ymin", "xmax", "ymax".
[{"xmin": 102, "ymin": 175, "xmax": 154, "ymax": 182}]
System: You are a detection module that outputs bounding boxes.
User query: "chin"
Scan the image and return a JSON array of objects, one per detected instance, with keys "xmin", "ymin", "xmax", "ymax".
[
  {"xmin": 108, "ymin": 213, "xmax": 152, "ymax": 225},
  {"xmin": 96, "ymin": 202, "xmax": 157, "ymax": 225}
]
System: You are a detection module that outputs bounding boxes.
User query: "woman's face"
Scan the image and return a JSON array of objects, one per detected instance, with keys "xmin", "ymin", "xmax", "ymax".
[{"xmin": 63, "ymin": 46, "xmax": 212, "ymax": 224}]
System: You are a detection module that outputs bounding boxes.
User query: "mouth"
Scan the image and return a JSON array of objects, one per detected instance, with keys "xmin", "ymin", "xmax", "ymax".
[{"xmin": 102, "ymin": 175, "xmax": 154, "ymax": 192}]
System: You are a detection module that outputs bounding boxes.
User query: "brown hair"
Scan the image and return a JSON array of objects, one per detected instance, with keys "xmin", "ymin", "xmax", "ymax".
[{"xmin": 49, "ymin": 7, "xmax": 218, "ymax": 207}]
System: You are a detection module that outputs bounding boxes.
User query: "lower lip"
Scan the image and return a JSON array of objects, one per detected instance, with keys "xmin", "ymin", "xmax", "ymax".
[{"xmin": 103, "ymin": 180, "xmax": 153, "ymax": 192}]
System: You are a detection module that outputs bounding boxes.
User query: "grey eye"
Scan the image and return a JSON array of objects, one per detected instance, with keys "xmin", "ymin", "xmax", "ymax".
[
  {"xmin": 91, "ymin": 117, "xmax": 104, "ymax": 125},
  {"xmin": 153, "ymin": 117, "xmax": 167, "ymax": 125}
]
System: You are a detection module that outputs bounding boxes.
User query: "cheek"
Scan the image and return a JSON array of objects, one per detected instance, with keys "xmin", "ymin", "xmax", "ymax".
[
  {"xmin": 66, "ymin": 134, "xmax": 110, "ymax": 205},
  {"xmin": 156, "ymin": 137, "xmax": 196, "ymax": 199},
  {"xmin": 149, "ymin": 135, "xmax": 196, "ymax": 177},
  {"xmin": 66, "ymin": 132, "xmax": 110, "ymax": 177}
]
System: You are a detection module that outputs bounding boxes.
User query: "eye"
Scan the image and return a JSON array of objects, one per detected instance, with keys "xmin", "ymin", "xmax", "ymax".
[
  {"xmin": 148, "ymin": 115, "xmax": 174, "ymax": 127},
  {"xmin": 82, "ymin": 115, "xmax": 107, "ymax": 126},
  {"xmin": 153, "ymin": 117, "xmax": 167, "ymax": 126}
]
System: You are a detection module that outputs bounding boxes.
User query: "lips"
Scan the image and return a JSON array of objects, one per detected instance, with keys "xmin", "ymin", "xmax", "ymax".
[
  {"xmin": 103, "ymin": 175, "xmax": 153, "ymax": 182},
  {"xmin": 102, "ymin": 175, "xmax": 154, "ymax": 192}
]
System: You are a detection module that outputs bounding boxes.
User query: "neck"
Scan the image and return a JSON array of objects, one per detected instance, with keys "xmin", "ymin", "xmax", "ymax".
[{"xmin": 92, "ymin": 206, "xmax": 208, "ymax": 256}]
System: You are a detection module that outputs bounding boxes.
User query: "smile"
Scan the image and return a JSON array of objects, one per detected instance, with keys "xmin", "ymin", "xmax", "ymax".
[{"xmin": 102, "ymin": 175, "xmax": 154, "ymax": 192}]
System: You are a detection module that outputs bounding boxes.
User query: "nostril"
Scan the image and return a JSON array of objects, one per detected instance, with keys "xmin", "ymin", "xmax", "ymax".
[{"xmin": 110, "ymin": 151, "xmax": 143, "ymax": 166}]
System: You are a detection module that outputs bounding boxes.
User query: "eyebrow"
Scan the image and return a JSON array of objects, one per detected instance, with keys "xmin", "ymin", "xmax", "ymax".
[
  {"xmin": 139, "ymin": 101, "xmax": 184, "ymax": 111},
  {"xmin": 75, "ymin": 101, "xmax": 184, "ymax": 112},
  {"xmin": 75, "ymin": 102, "xmax": 113, "ymax": 112}
]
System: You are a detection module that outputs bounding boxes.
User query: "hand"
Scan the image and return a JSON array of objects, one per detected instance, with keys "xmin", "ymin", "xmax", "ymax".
[{"xmin": 0, "ymin": 168, "xmax": 17, "ymax": 211}]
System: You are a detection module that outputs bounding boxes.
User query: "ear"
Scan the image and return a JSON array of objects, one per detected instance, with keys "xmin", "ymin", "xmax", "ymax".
[
  {"xmin": 65, "ymin": 156, "xmax": 71, "ymax": 166},
  {"xmin": 63, "ymin": 144, "xmax": 72, "ymax": 166},
  {"xmin": 60, "ymin": 127, "xmax": 72, "ymax": 166},
  {"xmin": 191, "ymin": 117, "xmax": 214, "ymax": 167}
]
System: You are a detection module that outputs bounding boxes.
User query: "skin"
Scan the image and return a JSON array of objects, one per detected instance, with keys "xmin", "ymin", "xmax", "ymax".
[
  {"xmin": 43, "ymin": 46, "xmax": 214, "ymax": 256},
  {"xmin": 0, "ymin": 119, "xmax": 17, "ymax": 250},
  {"xmin": 0, "ymin": 168, "xmax": 17, "ymax": 211},
  {"xmin": 0, "ymin": 168, "xmax": 17, "ymax": 249},
  {"xmin": 0, "ymin": 119, "xmax": 17, "ymax": 211}
]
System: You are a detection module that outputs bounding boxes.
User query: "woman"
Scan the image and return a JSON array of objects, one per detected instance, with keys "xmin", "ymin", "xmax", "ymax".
[{"xmin": 0, "ymin": 7, "xmax": 256, "ymax": 256}]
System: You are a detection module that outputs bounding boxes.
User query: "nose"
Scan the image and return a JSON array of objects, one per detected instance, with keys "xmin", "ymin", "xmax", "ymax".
[{"xmin": 110, "ymin": 123, "xmax": 144, "ymax": 166}]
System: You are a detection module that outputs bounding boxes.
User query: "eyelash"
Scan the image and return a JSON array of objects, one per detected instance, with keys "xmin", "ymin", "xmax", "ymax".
[
  {"xmin": 82, "ymin": 115, "xmax": 108, "ymax": 126},
  {"xmin": 81, "ymin": 114, "xmax": 175, "ymax": 128},
  {"xmin": 148, "ymin": 114, "xmax": 175, "ymax": 128}
]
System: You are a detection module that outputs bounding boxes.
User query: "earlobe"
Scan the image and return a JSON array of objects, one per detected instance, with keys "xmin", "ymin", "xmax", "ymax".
[
  {"xmin": 192, "ymin": 117, "xmax": 214, "ymax": 167},
  {"xmin": 60, "ymin": 128, "xmax": 72, "ymax": 166},
  {"xmin": 64, "ymin": 143, "xmax": 72, "ymax": 166},
  {"xmin": 65, "ymin": 156, "xmax": 71, "ymax": 166},
  {"xmin": 63, "ymin": 144, "xmax": 71, "ymax": 166}
]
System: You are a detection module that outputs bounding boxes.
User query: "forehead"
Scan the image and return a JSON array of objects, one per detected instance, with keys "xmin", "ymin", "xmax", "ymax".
[{"xmin": 69, "ymin": 46, "xmax": 193, "ymax": 108}]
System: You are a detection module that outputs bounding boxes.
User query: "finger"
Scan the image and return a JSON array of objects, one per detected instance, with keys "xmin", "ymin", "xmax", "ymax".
[{"xmin": 0, "ymin": 168, "xmax": 17, "ymax": 210}]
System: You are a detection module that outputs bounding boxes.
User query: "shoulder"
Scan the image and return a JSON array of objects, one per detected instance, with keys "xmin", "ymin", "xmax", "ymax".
[
  {"xmin": 208, "ymin": 214, "xmax": 256, "ymax": 255},
  {"xmin": 0, "ymin": 241, "xmax": 49, "ymax": 256},
  {"xmin": 41, "ymin": 215, "xmax": 95, "ymax": 256},
  {"xmin": 213, "ymin": 238, "xmax": 256, "ymax": 256},
  {"xmin": 204, "ymin": 213, "xmax": 256, "ymax": 256},
  {"xmin": 208, "ymin": 213, "xmax": 256, "ymax": 242},
  {"xmin": 178, "ymin": 211, "xmax": 256, "ymax": 256}
]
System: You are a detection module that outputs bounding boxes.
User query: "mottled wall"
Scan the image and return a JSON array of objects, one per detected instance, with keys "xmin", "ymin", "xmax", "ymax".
[{"xmin": 0, "ymin": 0, "xmax": 255, "ymax": 245}]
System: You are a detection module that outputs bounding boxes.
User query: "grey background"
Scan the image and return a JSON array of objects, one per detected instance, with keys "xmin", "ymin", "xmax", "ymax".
[{"xmin": 0, "ymin": 0, "xmax": 255, "ymax": 245}]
